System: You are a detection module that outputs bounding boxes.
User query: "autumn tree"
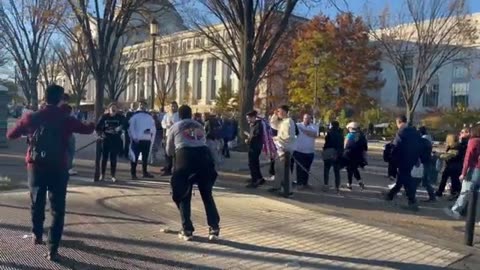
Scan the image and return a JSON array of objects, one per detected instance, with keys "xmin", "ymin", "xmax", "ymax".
[
  {"xmin": 56, "ymin": 41, "xmax": 91, "ymax": 108},
  {"xmin": 367, "ymin": 0, "xmax": 477, "ymax": 123},
  {"xmin": 0, "ymin": 0, "xmax": 67, "ymax": 109},
  {"xmin": 289, "ymin": 13, "xmax": 383, "ymax": 118}
]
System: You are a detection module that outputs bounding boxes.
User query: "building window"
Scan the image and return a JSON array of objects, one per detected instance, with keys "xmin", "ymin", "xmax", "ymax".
[
  {"xmin": 453, "ymin": 65, "xmax": 469, "ymax": 80},
  {"xmin": 451, "ymin": 82, "xmax": 469, "ymax": 108},
  {"xmin": 397, "ymin": 84, "xmax": 406, "ymax": 107},
  {"xmin": 422, "ymin": 77, "xmax": 439, "ymax": 108}
]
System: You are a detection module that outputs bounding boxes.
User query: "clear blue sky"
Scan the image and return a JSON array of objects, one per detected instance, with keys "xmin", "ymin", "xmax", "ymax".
[{"xmin": 298, "ymin": 0, "xmax": 480, "ymax": 19}]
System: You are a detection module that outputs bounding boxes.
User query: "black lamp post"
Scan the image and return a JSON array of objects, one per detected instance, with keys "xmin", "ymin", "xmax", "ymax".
[
  {"xmin": 150, "ymin": 18, "xmax": 158, "ymax": 110},
  {"xmin": 313, "ymin": 56, "xmax": 320, "ymax": 121}
]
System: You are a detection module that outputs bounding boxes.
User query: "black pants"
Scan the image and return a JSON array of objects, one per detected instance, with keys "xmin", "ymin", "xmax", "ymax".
[
  {"xmin": 101, "ymin": 137, "xmax": 121, "ymax": 177},
  {"xmin": 28, "ymin": 168, "xmax": 68, "ymax": 253},
  {"xmin": 293, "ymin": 151, "xmax": 314, "ymax": 185},
  {"xmin": 130, "ymin": 140, "xmax": 151, "ymax": 177},
  {"xmin": 269, "ymin": 159, "xmax": 275, "ymax": 176},
  {"xmin": 324, "ymin": 159, "xmax": 341, "ymax": 188},
  {"xmin": 124, "ymin": 133, "xmax": 130, "ymax": 158},
  {"xmin": 387, "ymin": 167, "xmax": 417, "ymax": 204},
  {"xmin": 164, "ymin": 153, "xmax": 173, "ymax": 173},
  {"xmin": 248, "ymin": 145, "xmax": 263, "ymax": 183},
  {"xmin": 346, "ymin": 164, "xmax": 361, "ymax": 185},
  {"xmin": 222, "ymin": 139, "xmax": 230, "ymax": 158},
  {"xmin": 171, "ymin": 147, "xmax": 220, "ymax": 232},
  {"xmin": 437, "ymin": 166, "xmax": 462, "ymax": 195},
  {"xmin": 388, "ymin": 161, "xmax": 397, "ymax": 178}
]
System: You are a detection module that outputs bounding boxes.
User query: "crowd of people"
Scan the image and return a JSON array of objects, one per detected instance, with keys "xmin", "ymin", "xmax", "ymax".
[{"xmin": 7, "ymin": 83, "xmax": 480, "ymax": 261}]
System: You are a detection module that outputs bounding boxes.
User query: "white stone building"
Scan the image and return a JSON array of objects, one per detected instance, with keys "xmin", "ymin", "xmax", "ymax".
[{"xmin": 374, "ymin": 13, "xmax": 480, "ymax": 113}]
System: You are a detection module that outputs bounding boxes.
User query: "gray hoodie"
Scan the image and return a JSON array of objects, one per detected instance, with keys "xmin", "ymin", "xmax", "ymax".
[{"xmin": 166, "ymin": 119, "xmax": 207, "ymax": 156}]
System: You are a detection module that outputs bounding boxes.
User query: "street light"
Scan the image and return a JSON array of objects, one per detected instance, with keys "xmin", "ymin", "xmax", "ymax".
[
  {"xmin": 150, "ymin": 18, "xmax": 158, "ymax": 110},
  {"xmin": 313, "ymin": 56, "xmax": 320, "ymax": 122}
]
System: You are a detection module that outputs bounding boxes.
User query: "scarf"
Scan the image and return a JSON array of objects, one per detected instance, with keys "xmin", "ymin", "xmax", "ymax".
[{"xmin": 258, "ymin": 117, "xmax": 277, "ymax": 160}]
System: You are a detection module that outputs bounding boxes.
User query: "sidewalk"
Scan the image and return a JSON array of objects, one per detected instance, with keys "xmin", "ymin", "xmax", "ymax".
[{"xmin": 0, "ymin": 181, "xmax": 472, "ymax": 270}]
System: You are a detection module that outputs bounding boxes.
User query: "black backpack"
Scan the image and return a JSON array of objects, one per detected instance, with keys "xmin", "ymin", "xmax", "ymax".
[{"xmin": 29, "ymin": 114, "xmax": 65, "ymax": 169}]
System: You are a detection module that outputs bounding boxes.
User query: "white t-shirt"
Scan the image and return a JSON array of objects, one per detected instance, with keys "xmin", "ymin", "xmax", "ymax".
[{"xmin": 295, "ymin": 122, "xmax": 317, "ymax": 154}]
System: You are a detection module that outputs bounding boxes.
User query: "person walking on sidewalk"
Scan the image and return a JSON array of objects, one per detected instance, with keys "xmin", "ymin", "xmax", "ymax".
[
  {"xmin": 7, "ymin": 84, "xmax": 95, "ymax": 261},
  {"xmin": 444, "ymin": 125, "xmax": 480, "ymax": 219},
  {"xmin": 128, "ymin": 100, "xmax": 156, "ymax": 180},
  {"xmin": 245, "ymin": 110, "xmax": 265, "ymax": 188},
  {"xmin": 383, "ymin": 115, "xmax": 421, "ymax": 211},
  {"xmin": 166, "ymin": 105, "xmax": 220, "ymax": 241},
  {"xmin": 96, "ymin": 103, "xmax": 125, "ymax": 182},
  {"xmin": 343, "ymin": 122, "xmax": 367, "ymax": 190},
  {"xmin": 436, "ymin": 133, "xmax": 467, "ymax": 200},
  {"xmin": 417, "ymin": 126, "xmax": 436, "ymax": 202},
  {"xmin": 323, "ymin": 121, "xmax": 344, "ymax": 193},
  {"xmin": 269, "ymin": 105, "xmax": 296, "ymax": 196},
  {"xmin": 161, "ymin": 101, "xmax": 180, "ymax": 176},
  {"xmin": 293, "ymin": 114, "xmax": 317, "ymax": 189}
]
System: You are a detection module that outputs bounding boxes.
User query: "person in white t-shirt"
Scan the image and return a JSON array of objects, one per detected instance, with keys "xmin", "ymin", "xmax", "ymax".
[{"xmin": 292, "ymin": 114, "xmax": 318, "ymax": 188}]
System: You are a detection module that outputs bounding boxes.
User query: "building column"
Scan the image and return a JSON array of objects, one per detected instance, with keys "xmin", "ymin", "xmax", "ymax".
[
  {"xmin": 200, "ymin": 57, "xmax": 208, "ymax": 105},
  {"xmin": 175, "ymin": 61, "xmax": 182, "ymax": 103},
  {"xmin": 135, "ymin": 69, "xmax": 140, "ymax": 102}
]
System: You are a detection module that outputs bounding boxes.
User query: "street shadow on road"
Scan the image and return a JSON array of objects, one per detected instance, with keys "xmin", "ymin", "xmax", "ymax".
[
  {"xmin": 0, "ymin": 202, "xmax": 164, "ymax": 226},
  {"xmin": 60, "ymin": 239, "xmax": 222, "ymax": 270},
  {"xmin": 0, "ymin": 223, "xmax": 450, "ymax": 270},
  {"xmin": 0, "ymin": 262, "xmax": 52, "ymax": 270}
]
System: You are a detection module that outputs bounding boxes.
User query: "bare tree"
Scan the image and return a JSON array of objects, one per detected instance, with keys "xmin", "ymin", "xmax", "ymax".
[
  {"xmin": 105, "ymin": 37, "xmax": 140, "ymax": 102},
  {"xmin": 56, "ymin": 42, "xmax": 91, "ymax": 108},
  {"xmin": 0, "ymin": 0, "xmax": 66, "ymax": 109},
  {"xmin": 189, "ymin": 0, "xmax": 326, "ymax": 134},
  {"xmin": 154, "ymin": 38, "xmax": 182, "ymax": 111},
  {"xmin": 39, "ymin": 48, "xmax": 61, "ymax": 91},
  {"xmin": 65, "ymin": 0, "xmax": 174, "ymax": 181},
  {"xmin": 367, "ymin": 0, "xmax": 477, "ymax": 123}
]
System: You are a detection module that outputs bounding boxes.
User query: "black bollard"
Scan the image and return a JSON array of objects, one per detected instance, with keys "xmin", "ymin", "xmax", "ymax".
[
  {"xmin": 283, "ymin": 151, "xmax": 291, "ymax": 197},
  {"xmin": 464, "ymin": 189, "xmax": 478, "ymax": 246}
]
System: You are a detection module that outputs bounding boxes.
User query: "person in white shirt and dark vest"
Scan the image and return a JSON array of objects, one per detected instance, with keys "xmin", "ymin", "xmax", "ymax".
[
  {"xmin": 128, "ymin": 100, "xmax": 156, "ymax": 179},
  {"xmin": 269, "ymin": 105, "xmax": 296, "ymax": 197},
  {"xmin": 166, "ymin": 105, "xmax": 220, "ymax": 241},
  {"xmin": 161, "ymin": 101, "xmax": 180, "ymax": 176},
  {"xmin": 293, "ymin": 114, "xmax": 318, "ymax": 189}
]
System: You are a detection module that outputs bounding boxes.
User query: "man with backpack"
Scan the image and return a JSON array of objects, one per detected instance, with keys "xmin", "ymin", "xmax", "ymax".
[{"xmin": 7, "ymin": 84, "xmax": 95, "ymax": 261}]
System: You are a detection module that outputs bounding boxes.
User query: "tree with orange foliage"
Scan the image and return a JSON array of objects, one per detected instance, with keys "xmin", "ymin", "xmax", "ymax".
[{"xmin": 288, "ymin": 13, "xmax": 384, "ymax": 118}]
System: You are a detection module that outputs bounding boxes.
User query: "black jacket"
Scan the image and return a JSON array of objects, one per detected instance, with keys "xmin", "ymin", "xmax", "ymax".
[
  {"xmin": 96, "ymin": 113, "xmax": 125, "ymax": 140},
  {"xmin": 392, "ymin": 125, "xmax": 421, "ymax": 170},
  {"xmin": 324, "ymin": 128, "xmax": 344, "ymax": 155},
  {"xmin": 248, "ymin": 119, "xmax": 263, "ymax": 149}
]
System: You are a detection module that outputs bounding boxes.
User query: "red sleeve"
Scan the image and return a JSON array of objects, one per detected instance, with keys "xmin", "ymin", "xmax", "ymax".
[
  {"xmin": 66, "ymin": 117, "xmax": 95, "ymax": 135},
  {"xmin": 6, "ymin": 114, "xmax": 32, "ymax": 139},
  {"xmin": 462, "ymin": 140, "xmax": 477, "ymax": 176}
]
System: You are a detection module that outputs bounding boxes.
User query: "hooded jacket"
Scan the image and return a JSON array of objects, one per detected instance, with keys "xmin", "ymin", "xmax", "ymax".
[{"xmin": 128, "ymin": 111, "xmax": 156, "ymax": 142}]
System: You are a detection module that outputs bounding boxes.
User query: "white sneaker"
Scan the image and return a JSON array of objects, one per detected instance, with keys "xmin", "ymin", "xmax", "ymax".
[
  {"xmin": 111, "ymin": 177, "xmax": 117, "ymax": 183},
  {"xmin": 266, "ymin": 175, "xmax": 275, "ymax": 181},
  {"xmin": 388, "ymin": 183, "xmax": 395, "ymax": 189},
  {"xmin": 69, "ymin": 169, "xmax": 78, "ymax": 176},
  {"xmin": 443, "ymin": 207, "xmax": 461, "ymax": 219}
]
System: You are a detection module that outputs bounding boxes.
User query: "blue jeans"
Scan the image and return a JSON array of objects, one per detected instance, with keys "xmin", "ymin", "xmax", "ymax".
[{"xmin": 452, "ymin": 168, "xmax": 480, "ymax": 213}]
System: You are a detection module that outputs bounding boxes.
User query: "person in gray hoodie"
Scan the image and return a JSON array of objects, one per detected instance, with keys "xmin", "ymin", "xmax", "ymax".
[{"xmin": 166, "ymin": 105, "xmax": 220, "ymax": 241}]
